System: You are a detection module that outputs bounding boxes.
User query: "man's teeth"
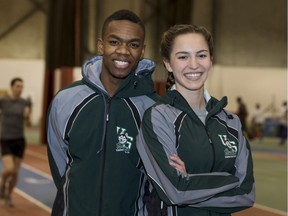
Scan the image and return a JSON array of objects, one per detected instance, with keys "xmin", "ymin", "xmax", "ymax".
[{"xmin": 115, "ymin": 60, "xmax": 128, "ymax": 65}]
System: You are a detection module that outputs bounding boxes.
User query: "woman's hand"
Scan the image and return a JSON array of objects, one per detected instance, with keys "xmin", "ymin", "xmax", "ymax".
[{"xmin": 169, "ymin": 154, "xmax": 187, "ymax": 175}]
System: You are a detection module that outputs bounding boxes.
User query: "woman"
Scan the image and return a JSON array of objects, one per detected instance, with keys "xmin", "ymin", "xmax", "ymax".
[{"xmin": 137, "ymin": 25, "xmax": 255, "ymax": 215}]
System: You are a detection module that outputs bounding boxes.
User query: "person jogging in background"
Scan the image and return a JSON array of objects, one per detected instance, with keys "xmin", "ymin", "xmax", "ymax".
[
  {"xmin": 47, "ymin": 9, "xmax": 158, "ymax": 216},
  {"xmin": 0, "ymin": 77, "xmax": 31, "ymax": 207},
  {"xmin": 137, "ymin": 24, "xmax": 255, "ymax": 216}
]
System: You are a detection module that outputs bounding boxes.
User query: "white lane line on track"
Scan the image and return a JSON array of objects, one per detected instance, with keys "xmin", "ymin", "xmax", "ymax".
[
  {"xmin": 14, "ymin": 188, "xmax": 52, "ymax": 213},
  {"xmin": 21, "ymin": 163, "xmax": 52, "ymax": 180}
]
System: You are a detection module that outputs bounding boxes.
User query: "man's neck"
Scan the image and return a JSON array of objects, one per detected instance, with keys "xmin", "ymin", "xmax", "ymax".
[{"xmin": 101, "ymin": 74, "xmax": 122, "ymax": 97}]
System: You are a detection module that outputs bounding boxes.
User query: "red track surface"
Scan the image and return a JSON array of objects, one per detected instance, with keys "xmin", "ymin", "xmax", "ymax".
[{"xmin": 0, "ymin": 144, "xmax": 286, "ymax": 216}]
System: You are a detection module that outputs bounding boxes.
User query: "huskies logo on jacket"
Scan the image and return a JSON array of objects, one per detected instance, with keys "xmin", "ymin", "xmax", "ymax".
[{"xmin": 116, "ymin": 126, "xmax": 133, "ymax": 154}]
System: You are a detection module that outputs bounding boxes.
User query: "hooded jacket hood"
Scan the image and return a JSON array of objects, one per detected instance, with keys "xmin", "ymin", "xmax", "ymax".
[
  {"xmin": 163, "ymin": 89, "xmax": 227, "ymax": 112},
  {"xmin": 81, "ymin": 55, "xmax": 156, "ymax": 98}
]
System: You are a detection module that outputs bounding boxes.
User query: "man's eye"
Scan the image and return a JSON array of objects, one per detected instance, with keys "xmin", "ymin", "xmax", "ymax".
[
  {"xmin": 109, "ymin": 40, "xmax": 119, "ymax": 46},
  {"xmin": 129, "ymin": 43, "xmax": 140, "ymax": 49}
]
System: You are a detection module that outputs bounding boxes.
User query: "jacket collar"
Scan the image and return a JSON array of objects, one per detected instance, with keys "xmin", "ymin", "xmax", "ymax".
[
  {"xmin": 163, "ymin": 89, "xmax": 228, "ymax": 117},
  {"xmin": 81, "ymin": 56, "xmax": 156, "ymax": 98}
]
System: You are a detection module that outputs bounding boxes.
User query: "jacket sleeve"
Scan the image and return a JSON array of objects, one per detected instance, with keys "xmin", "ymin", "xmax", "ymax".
[
  {"xmin": 189, "ymin": 126, "xmax": 255, "ymax": 213},
  {"xmin": 136, "ymin": 108, "xmax": 240, "ymax": 206},
  {"xmin": 46, "ymin": 96, "xmax": 69, "ymax": 189}
]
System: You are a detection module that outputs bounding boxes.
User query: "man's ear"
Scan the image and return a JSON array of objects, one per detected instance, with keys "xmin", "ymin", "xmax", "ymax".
[
  {"xmin": 97, "ymin": 38, "xmax": 104, "ymax": 55},
  {"xmin": 163, "ymin": 59, "xmax": 172, "ymax": 72},
  {"xmin": 140, "ymin": 44, "xmax": 146, "ymax": 59}
]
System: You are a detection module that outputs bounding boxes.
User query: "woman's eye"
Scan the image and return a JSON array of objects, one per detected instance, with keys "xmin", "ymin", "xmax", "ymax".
[
  {"xmin": 178, "ymin": 56, "xmax": 188, "ymax": 60},
  {"xmin": 198, "ymin": 54, "xmax": 207, "ymax": 59},
  {"xmin": 197, "ymin": 53, "xmax": 208, "ymax": 58}
]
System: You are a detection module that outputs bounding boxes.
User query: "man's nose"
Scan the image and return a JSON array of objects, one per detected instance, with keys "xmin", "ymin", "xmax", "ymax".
[{"xmin": 116, "ymin": 43, "xmax": 129, "ymax": 54}]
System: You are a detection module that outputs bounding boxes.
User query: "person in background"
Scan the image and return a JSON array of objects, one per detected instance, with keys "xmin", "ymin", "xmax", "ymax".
[
  {"xmin": 250, "ymin": 103, "xmax": 271, "ymax": 141},
  {"xmin": 137, "ymin": 24, "xmax": 255, "ymax": 215},
  {"xmin": 236, "ymin": 96, "xmax": 249, "ymax": 135},
  {"xmin": 278, "ymin": 101, "xmax": 287, "ymax": 145},
  {"xmin": 47, "ymin": 9, "xmax": 158, "ymax": 216},
  {"xmin": 0, "ymin": 77, "xmax": 31, "ymax": 207}
]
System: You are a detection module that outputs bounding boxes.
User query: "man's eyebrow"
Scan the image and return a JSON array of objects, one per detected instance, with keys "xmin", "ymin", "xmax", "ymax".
[{"xmin": 108, "ymin": 34, "xmax": 142, "ymax": 42}]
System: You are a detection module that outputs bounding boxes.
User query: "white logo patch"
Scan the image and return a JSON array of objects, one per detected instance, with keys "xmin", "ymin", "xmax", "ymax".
[
  {"xmin": 116, "ymin": 126, "xmax": 133, "ymax": 154},
  {"xmin": 218, "ymin": 134, "xmax": 237, "ymax": 158}
]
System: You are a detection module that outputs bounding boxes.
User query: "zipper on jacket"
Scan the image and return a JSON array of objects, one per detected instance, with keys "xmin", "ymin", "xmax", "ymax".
[
  {"xmin": 204, "ymin": 125, "xmax": 216, "ymax": 172},
  {"xmin": 97, "ymin": 96, "xmax": 111, "ymax": 154},
  {"xmin": 98, "ymin": 96, "xmax": 111, "ymax": 216},
  {"xmin": 106, "ymin": 97, "xmax": 111, "ymax": 122},
  {"xmin": 190, "ymin": 108, "xmax": 216, "ymax": 172}
]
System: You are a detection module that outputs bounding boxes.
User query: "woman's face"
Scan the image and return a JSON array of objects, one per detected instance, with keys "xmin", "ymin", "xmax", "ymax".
[{"xmin": 164, "ymin": 33, "xmax": 212, "ymax": 93}]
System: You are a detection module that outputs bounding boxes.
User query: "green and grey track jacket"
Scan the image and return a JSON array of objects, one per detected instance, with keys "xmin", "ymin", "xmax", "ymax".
[
  {"xmin": 47, "ymin": 56, "xmax": 158, "ymax": 216},
  {"xmin": 137, "ymin": 90, "xmax": 255, "ymax": 216}
]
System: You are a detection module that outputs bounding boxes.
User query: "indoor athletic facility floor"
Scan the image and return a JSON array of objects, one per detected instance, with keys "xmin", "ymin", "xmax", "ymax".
[{"xmin": 0, "ymin": 127, "xmax": 287, "ymax": 216}]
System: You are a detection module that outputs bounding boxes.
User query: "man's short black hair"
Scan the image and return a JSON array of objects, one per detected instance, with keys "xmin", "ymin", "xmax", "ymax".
[
  {"xmin": 101, "ymin": 9, "xmax": 145, "ymax": 38},
  {"xmin": 11, "ymin": 77, "xmax": 23, "ymax": 86}
]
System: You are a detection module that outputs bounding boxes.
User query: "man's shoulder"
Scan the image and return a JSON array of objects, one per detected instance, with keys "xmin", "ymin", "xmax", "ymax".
[{"xmin": 52, "ymin": 80, "xmax": 96, "ymax": 107}]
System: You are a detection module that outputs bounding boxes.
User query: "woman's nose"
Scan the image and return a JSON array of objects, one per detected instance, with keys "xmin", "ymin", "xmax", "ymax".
[{"xmin": 188, "ymin": 57, "xmax": 198, "ymax": 69}]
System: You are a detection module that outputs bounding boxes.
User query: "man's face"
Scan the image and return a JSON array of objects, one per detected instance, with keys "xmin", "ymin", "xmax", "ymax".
[
  {"xmin": 11, "ymin": 80, "xmax": 23, "ymax": 98},
  {"xmin": 98, "ymin": 20, "xmax": 145, "ymax": 84}
]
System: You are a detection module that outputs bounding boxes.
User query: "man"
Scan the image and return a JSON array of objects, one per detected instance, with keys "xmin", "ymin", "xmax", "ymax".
[
  {"xmin": 0, "ymin": 77, "xmax": 31, "ymax": 207},
  {"xmin": 47, "ymin": 9, "xmax": 158, "ymax": 216}
]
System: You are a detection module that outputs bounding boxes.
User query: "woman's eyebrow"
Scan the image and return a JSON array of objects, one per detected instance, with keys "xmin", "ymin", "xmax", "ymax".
[{"xmin": 175, "ymin": 49, "xmax": 209, "ymax": 55}]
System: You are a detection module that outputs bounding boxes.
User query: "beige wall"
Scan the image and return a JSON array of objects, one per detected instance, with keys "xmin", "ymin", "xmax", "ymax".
[
  {"xmin": 206, "ymin": 66, "xmax": 287, "ymax": 120},
  {"xmin": 0, "ymin": 59, "xmax": 44, "ymax": 126},
  {"xmin": 0, "ymin": 60, "xmax": 286, "ymax": 126}
]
